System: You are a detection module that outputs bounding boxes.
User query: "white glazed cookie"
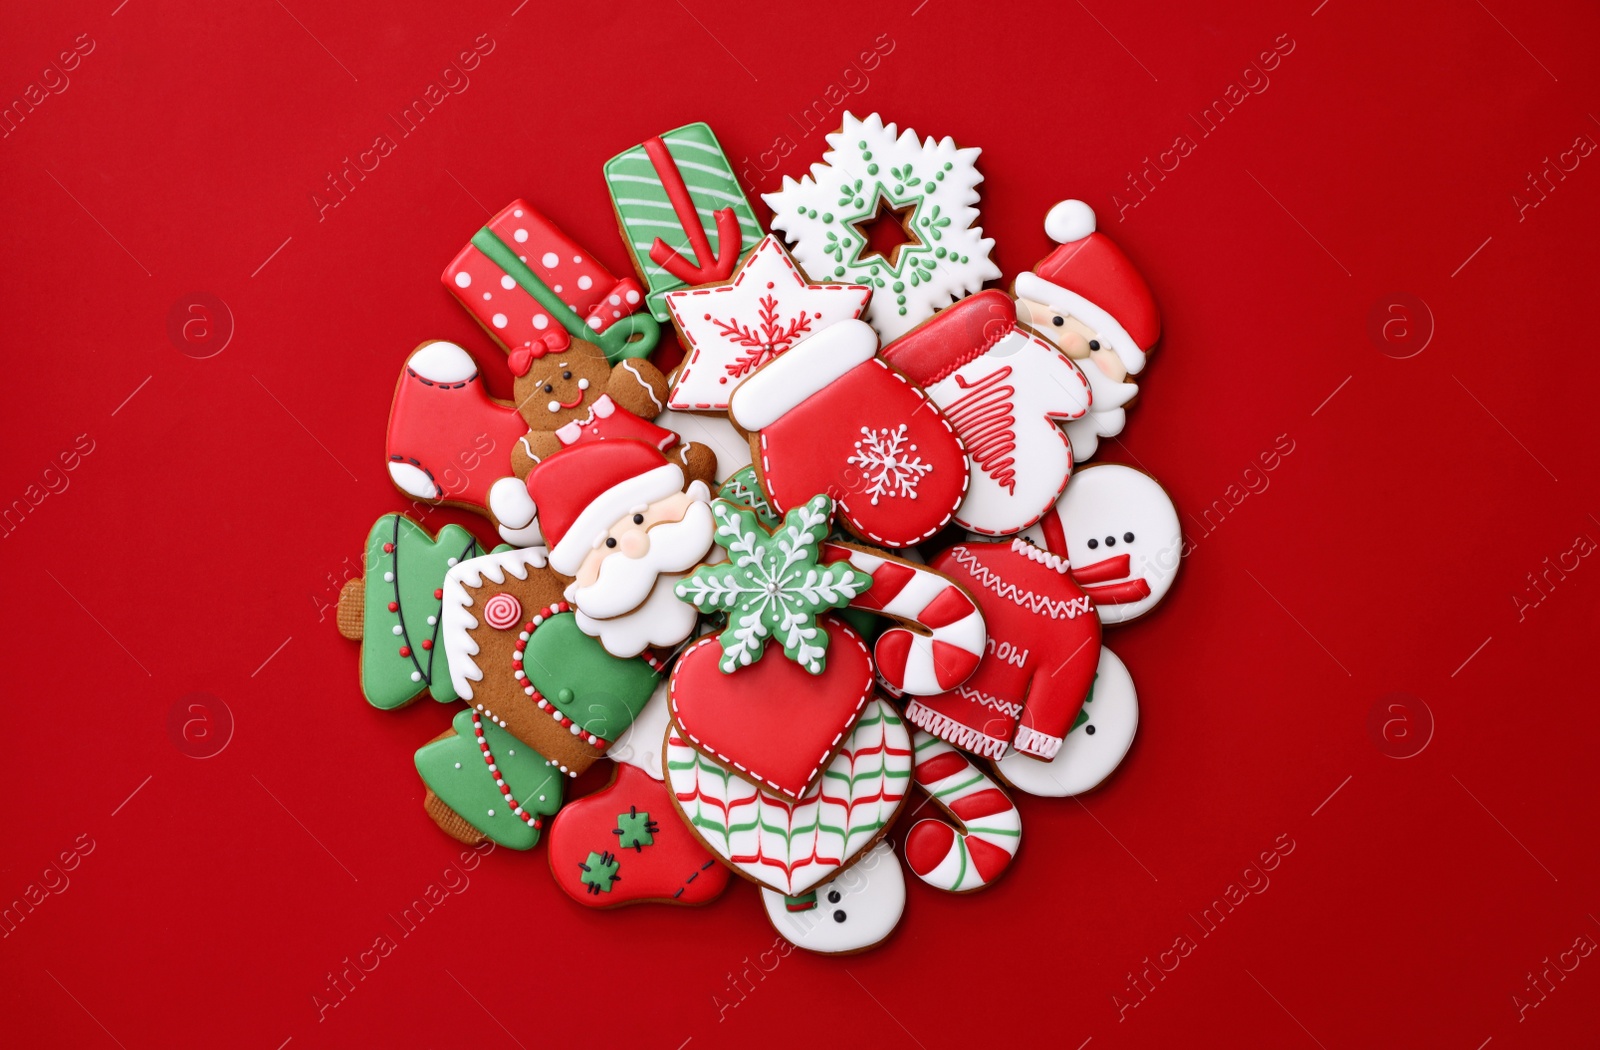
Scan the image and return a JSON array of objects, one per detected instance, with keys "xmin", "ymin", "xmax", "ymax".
[
  {"xmin": 1021, "ymin": 463, "xmax": 1182, "ymax": 625},
  {"xmin": 995, "ymin": 645, "xmax": 1137, "ymax": 797},
  {"xmin": 763, "ymin": 112, "xmax": 1000, "ymax": 342},
  {"xmin": 761, "ymin": 842, "xmax": 905, "ymax": 954}
]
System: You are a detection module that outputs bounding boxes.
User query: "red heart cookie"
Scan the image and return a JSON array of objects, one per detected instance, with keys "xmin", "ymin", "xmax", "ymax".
[
  {"xmin": 669, "ymin": 616, "xmax": 873, "ymax": 801},
  {"xmin": 546, "ymin": 764, "xmax": 730, "ymax": 908}
]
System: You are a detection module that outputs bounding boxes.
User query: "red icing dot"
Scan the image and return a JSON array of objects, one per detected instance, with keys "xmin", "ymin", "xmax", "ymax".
[
  {"xmin": 399, "ymin": 646, "xmax": 411, "ymax": 657},
  {"xmin": 383, "ymin": 543, "xmax": 395, "ymax": 553},
  {"xmin": 420, "ymin": 639, "xmax": 433, "ymax": 650},
  {"xmin": 388, "ymin": 601, "xmax": 399, "ymax": 612},
  {"xmin": 433, "ymin": 588, "xmax": 443, "ymax": 599}
]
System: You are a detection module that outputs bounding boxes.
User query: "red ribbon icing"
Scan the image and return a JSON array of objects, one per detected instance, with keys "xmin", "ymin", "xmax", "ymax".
[{"xmin": 507, "ymin": 330, "xmax": 572, "ymax": 377}]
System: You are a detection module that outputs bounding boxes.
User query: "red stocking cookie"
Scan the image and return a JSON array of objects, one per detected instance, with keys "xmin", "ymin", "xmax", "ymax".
[
  {"xmin": 546, "ymin": 763, "xmax": 730, "ymax": 908},
  {"xmin": 728, "ymin": 319, "xmax": 969, "ymax": 548}
]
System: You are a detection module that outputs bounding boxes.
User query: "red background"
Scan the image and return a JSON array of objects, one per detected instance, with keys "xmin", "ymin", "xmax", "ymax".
[{"xmin": 4, "ymin": 0, "xmax": 1598, "ymax": 1046}]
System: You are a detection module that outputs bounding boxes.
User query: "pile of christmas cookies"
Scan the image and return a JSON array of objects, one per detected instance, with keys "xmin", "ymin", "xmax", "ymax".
[{"xmin": 336, "ymin": 113, "xmax": 1181, "ymax": 954}]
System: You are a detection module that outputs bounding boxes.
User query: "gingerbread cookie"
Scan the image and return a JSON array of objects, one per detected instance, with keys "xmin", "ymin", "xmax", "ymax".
[
  {"xmin": 605, "ymin": 122, "xmax": 764, "ymax": 322},
  {"xmin": 336, "ymin": 513, "xmax": 489, "ymax": 709},
  {"xmin": 664, "ymin": 234, "xmax": 870, "ymax": 413},
  {"xmin": 1021, "ymin": 463, "xmax": 1183, "ymax": 625},
  {"xmin": 666, "ymin": 698, "xmax": 911, "ymax": 895},
  {"xmin": 1012, "ymin": 200, "xmax": 1160, "ymax": 463},
  {"xmin": 883, "ymin": 289, "xmax": 1091, "ymax": 536},
  {"xmin": 440, "ymin": 545, "xmax": 664, "ymax": 778},
  {"xmin": 994, "ymin": 645, "xmax": 1138, "ymax": 797},
  {"xmin": 762, "ymin": 842, "xmax": 905, "ymax": 954},
  {"xmin": 764, "ymin": 111, "xmax": 1000, "ymax": 342},
  {"xmin": 728, "ymin": 319, "xmax": 970, "ymax": 548}
]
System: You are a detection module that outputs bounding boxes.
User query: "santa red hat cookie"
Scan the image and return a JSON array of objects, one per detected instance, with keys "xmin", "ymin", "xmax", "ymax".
[{"xmin": 1012, "ymin": 200, "xmax": 1161, "ymax": 462}]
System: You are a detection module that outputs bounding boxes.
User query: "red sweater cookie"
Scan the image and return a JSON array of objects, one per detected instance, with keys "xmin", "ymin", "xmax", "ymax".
[{"xmin": 905, "ymin": 539, "xmax": 1100, "ymax": 760}]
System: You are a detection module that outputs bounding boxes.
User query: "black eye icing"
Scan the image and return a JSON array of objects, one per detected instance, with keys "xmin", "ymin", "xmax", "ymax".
[
  {"xmin": 543, "ymin": 384, "xmax": 553, "ymax": 393},
  {"xmin": 632, "ymin": 514, "xmax": 644, "ymax": 525},
  {"xmin": 832, "ymin": 910, "xmax": 847, "ymax": 923},
  {"xmin": 1124, "ymin": 532, "xmax": 1135, "ymax": 542},
  {"xmin": 1106, "ymin": 536, "xmax": 1117, "ymax": 546},
  {"xmin": 1052, "ymin": 316, "xmax": 1064, "ymax": 326},
  {"xmin": 827, "ymin": 890, "xmax": 841, "ymax": 903},
  {"xmin": 1086, "ymin": 725, "xmax": 1096, "ymax": 735},
  {"xmin": 1087, "ymin": 538, "xmax": 1099, "ymax": 550},
  {"xmin": 604, "ymin": 537, "xmax": 617, "ymax": 548},
  {"xmin": 562, "ymin": 371, "xmax": 572, "ymax": 380},
  {"xmin": 1088, "ymin": 340, "xmax": 1101, "ymax": 350}
]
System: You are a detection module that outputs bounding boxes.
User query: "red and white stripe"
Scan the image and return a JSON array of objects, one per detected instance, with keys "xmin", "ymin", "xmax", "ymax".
[
  {"xmin": 903, "ymin": 731, "xmax": 1021, "ymax": 892},
  {"xmin": 821, "ymin": 541, "xmax": 985, "ymax": 696}
]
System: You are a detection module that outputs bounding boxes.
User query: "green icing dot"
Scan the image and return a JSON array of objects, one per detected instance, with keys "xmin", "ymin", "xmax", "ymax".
[
  {"xmin": 858, "ymin": 140, "xmax": 867, "ymax": 149},
  {"xmin": 821, "ymin": 212, "xmax": 833, "ymax": 223},
  {"xmin": 834, "ymin": 266, "xmax": 845, "ymax": 277},
  {"xmin": 892, "ymin": 281, "xmax": 904, "ymax": 292},
  {"xmin": 557, "ymin": 687, "xmax": 574, "ymax": 703},
  {"xmin": 943, "ymin": 162, "xmax": 953, "ymax": 170},
  {"xmin": 867, "ymin": 163, "xmax": 879, "ymax": 175},
  {"xmin": 898, "ymin": 306, "xmax": 908, "ymax": 316},
  {"xmin": 578, "ymin": 851, "xmax": 620, "ymax": 894}
]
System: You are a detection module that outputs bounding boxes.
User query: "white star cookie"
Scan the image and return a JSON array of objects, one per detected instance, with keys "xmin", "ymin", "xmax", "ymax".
[{"xmin": 664, "ymin": 234, "xmax": 869, "ymax": 412}]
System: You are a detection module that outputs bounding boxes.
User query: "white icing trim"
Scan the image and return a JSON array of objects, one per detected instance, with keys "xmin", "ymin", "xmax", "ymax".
[
  {"xmin": 406, "ymin": 340, "xmax": 478, "ymax": 384},
  {"xmin": 441, "ymin": 547, "xmax": 549, "ymax": 701},
  {"xmin": 1010, "ymin": 537, "xmax": 1071, "ymax": 574},
  {"xmin": 387, "ymin": 461, "xmax": 440, "ymax": 501},
  {"xmin": 728, "ymin": 319, "xmax": 877, "ymax": 430},
  {"xmin": 903, "ymin": 699, "xmax": 1009, "ymax": 760},
  {"xmin": 1012, "ymin": 724, "xmax": 1063, "ymax": 760}
]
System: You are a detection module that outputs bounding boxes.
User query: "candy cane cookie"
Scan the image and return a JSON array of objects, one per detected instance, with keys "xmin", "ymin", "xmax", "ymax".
[
  {"xmin": 821, "ymin": 540, "xmax": 986, "ymax": 696},
  {"xmin": 903, "ymin": 731, "xmax": 1020, "ymax": 893}
]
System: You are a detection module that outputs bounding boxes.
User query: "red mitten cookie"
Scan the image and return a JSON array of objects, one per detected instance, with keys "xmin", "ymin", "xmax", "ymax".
[{"xmin": 729, "ymin": 319, "xmax": 968, "ymax": 548}]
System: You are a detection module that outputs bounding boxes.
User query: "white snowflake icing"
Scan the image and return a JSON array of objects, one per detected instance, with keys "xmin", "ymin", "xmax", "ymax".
[
  {"xmin": 847, "ymin": 424, "xmax": 934, "ymax": 505},
  {"xmin": 763, "ymin": 112, "xmax": 1000, "ymax": 342}
]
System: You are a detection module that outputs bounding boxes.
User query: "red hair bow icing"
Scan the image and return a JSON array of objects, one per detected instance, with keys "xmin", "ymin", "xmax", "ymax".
[{"xmin": 507, "ymin": 329, "xmax": 572, "ymax": 377}]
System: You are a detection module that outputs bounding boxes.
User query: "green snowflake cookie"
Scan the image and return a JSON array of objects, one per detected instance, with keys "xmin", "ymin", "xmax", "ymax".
[{"xmin": 674, "ymin": 494, "xmax": 872, "ymax": 674}]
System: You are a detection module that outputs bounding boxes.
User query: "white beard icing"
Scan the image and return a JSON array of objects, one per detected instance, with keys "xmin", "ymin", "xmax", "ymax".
[
  {"xmin": 572, "ymin": 572, "xmax": 700, "ymax": 658},
  {"xmin": 1064, "ymin": 361, "xmax": 1138, "ymax": 463}
]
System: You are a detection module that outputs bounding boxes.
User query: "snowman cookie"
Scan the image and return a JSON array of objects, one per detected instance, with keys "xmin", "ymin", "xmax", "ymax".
[
  {"xmin": 1022, "ymin": 463, "xmax": 1182, "ymax": 625},
  {"xmin": 995, "ymin": 645, "xmax": 1138, "ymax": 797},
  {"xmin": 761, "ymin": 842, "xmax": 905, "ymax": 954}
]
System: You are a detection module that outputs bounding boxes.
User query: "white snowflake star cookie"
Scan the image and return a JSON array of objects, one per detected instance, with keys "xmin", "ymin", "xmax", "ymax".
[
  {"xmin": 664, "ymin": 234, "xmax": 870, "ymax": 412},
  {"xmin": 763, "ymin": 112, "xmax": 1000, "ymax": 343}
]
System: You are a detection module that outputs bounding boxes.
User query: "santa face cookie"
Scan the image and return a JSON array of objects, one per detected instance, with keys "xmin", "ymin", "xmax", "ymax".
[
  {"xmin": 995, "ymin": 645, "xmax": 1137, "ymax": 797},
  {"xmin": 527, "ymin": 441, "xmax": 718, "ymax": 658},
  {"xmin": 1012, "ymin": 200, "xmax": 1160, "ymax": 463},
  {"xmin": 1022, "ymin": 464, "xmax": 1182, "ymax": 625},
  {"xmin": 883, "ymin": 290, "xmax": 1090, "ymax": 536},
  {"xmin": 762, "ymin": 842, "xmax": 905, "ymax": 954},
  {"xmin": 665, "ymin": 234, "xmax": 870, "ymax": 413},
  {"xmin": 764, "ymin": 112, "xmax": 1001, "ymax": 342}
]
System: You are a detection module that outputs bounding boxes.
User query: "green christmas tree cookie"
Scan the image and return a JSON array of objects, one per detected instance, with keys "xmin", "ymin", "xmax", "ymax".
[
  {"xmin": 337, "ymin": 514, "xmax": 500, "ymax": 710},
  {"xmin": 414, "ymin": 708, "xmax": 564, "ymax": 850}
]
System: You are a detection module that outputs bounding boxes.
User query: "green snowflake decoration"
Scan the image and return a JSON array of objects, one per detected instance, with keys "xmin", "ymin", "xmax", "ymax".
[
  {"xmin": 674, "ymin": 494, "xmax": 872, "ymax": 675},
  {"xmin": 613, "ymin": 808, "xmax": 657, "ymax": 851},
  {"xmin": 578, "ymin": 850, "xmax": 621, "ymax": 895}
]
